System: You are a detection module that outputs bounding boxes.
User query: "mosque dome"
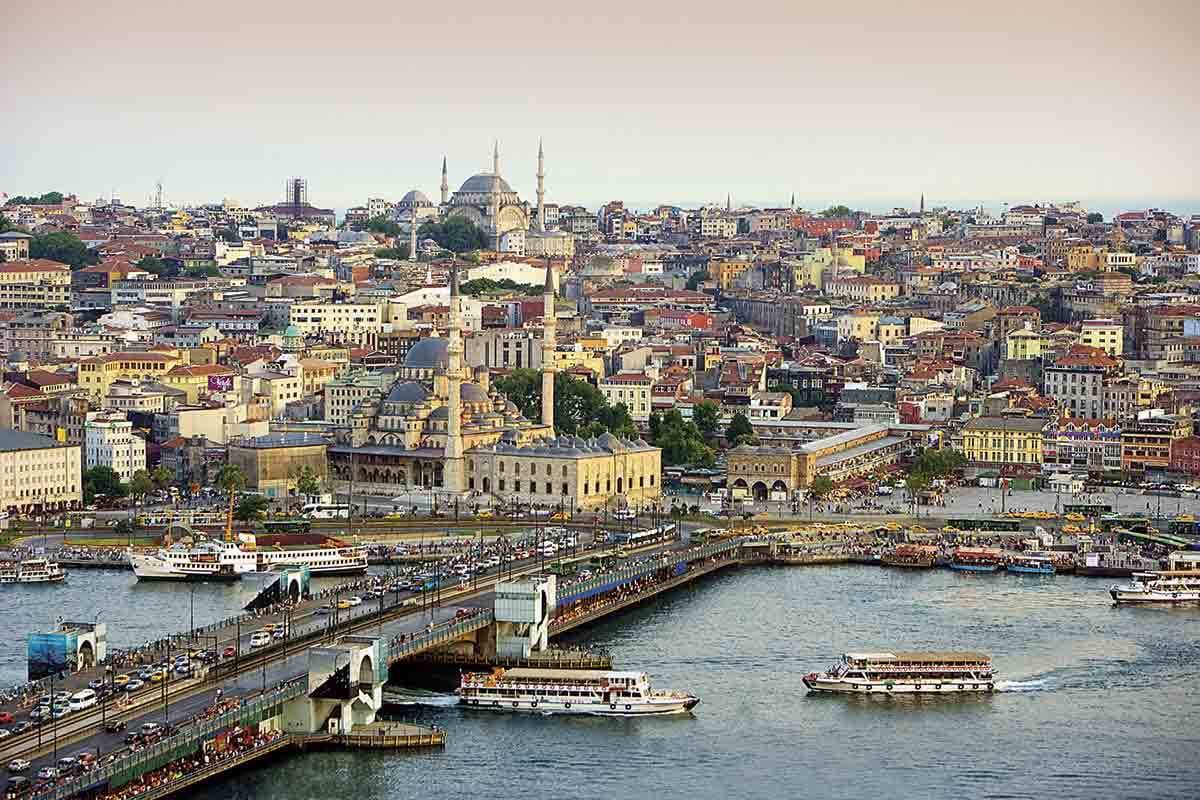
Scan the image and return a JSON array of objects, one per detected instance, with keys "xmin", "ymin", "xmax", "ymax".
[
  {"xmin": 404, "ymin": 338, "xmax": 449, "ymax": 369},
  {"xmin": 460, "ymin": 383, "xmax": 489, "ymax": 404},
  {"xmin": 386, "ymin": 381, "xmax": 431, "ymax": 403},
  {"xmin": 458, "ymin": 173, "xmax": 513, "ymax": 194},
  {"xmin": 400, "ymin": 190, "xmax": 431, "ymax": 206},
  {"xmin": 283, "ymin": 324, "xmax": 301, "ymax": 338}
]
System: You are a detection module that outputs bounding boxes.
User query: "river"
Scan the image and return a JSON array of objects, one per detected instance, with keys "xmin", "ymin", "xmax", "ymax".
[{"xmin": 7, "ymin": 564, "xmax": 1200, "ymax": 798}]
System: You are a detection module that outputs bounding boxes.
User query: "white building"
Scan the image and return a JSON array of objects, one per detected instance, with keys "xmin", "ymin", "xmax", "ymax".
[
  {"xmin": 84, "ymin": 412, "xmax": 146, "ymax": 483},
  {"xmin": 598, "ymin": 372, "xmax": 653, "ymax": 422},
  {"xmin": 0, "ymin": 430, "xmax": 82, "ymax": 514}
]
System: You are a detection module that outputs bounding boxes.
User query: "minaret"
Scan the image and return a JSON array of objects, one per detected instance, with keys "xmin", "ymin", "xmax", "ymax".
[
  {"xmin": 443, "ymin": 266, "xmax": 466, "ymax": 493},
  {"xmin": 536, "ymin": 138, "xmax": 545, "ymax": 232},
  {"xmin": 790, "ymin": 192, "xmax": 795, "ymax": 211},
  {"xmin": 408, "ymin": 216, "xmax": 417, "ymax": 262},
  {"xmin": 726, "ymin": 193, "xmax": 731, "ymax": 212},
  {"xmin": 920, "ymin": 193, "xmax": 925, "ymax": 215},
  {"xmin": 440, "ymin": 157, "xmax": 448, "ymax": 205},
  {"xmin": 493, "ymin": 140, "xmax": 500, "ymax": 176},
  {"xmin": 540, "ymin": 262, "xmax": 556, "ymax": 430}
]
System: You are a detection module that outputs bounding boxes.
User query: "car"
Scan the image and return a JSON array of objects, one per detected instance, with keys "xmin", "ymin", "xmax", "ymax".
[
  {"xmin": 125, "ymin": 679, "xmax": 145, "ymax": 692},
  {"xmin": 103, "ymin": 721, "xmax": 126, "ymax": 734},
  {"xmin": 174, "ymin": 664, "xmax": 191, "ymax": 677},
  {"xmin": 249, "ymin": 631, "xmax": 272, "ymax": 648},
  {"xmin": 55, "ymin": 757, "xmax": 77, "ymax": 774},
  {"xmin": 173, "ymin": 655, "xmax": 190, "ymax": 665},
  {"xmin": 272, "ymin": 629, "xmax": 285, "ymax": 640},
  {"xmin": 123, "ymin": 732, "xmax": 140, "ymax": 745},
  {"xmin": 314, "ymin": 605, "xmax": 331, "ymax": 615},
  {"xmin": 51, "ymin": 708, "xmax": 70, "ymax": 720},
  {"xmin": 112, "ymin": 674, "xmax": 130, "ymax": 687},
  {"xmin": 346, "ymin": 596, "xmax": 362, "ymax": 606},
  {"xmin": 138, "ymin": 669, "xmax": 154, "ymax": 681},
  {"xmin": 6, "ymin": 759, "xmax": 30, "ymax": 773},
  {"xmin": 10, "ymin": 723, "xmax": 32, "ymax": 735},
  {"xmin": 34, "ymin": 767, "xmax": 57, "ymax": 781},
  {"xmin": 0, "ymin": 730, "xmax": 10, "ymax": 740},
  {"xmin": 139, "ymin": 722, "xmax": 161, "ymax": 736},
  {"xmin": 5, "ymin": 776, "xmax": 31, "ymax": 797},
  {"xmin": 335, "ymin": 599, "xmax": 351, "ymax": 610},
  {"xmin": 87, "ymin": 679, "xmax": 105, "ymax": 691},
  {"xmin": 148, "ymin": 670, "xmax": 165, "ymax": 683},
  {"xmin": 0, "ymin": 713, "xmax": 11, "ymax": 725},
  {"xmin": 53, "ymin": 691, "xmax": 70, "ymax": 703},
  {"xmin": 222, "ymin": 646, "xmax": 236, "ymax": 658}
]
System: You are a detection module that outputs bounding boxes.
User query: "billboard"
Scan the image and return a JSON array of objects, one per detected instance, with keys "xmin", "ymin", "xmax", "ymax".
[
  {"xmin": 27, "ymin": 632, "xmax": 77, "ymax": 681},
  {"xmin": 208, "ymin": 374, "xmax": 234, "ymax": 392}
]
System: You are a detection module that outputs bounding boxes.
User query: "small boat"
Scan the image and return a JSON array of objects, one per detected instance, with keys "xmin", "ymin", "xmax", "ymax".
[
  {"xmin": 881, "ymin": 544, "xmax": 938, "ymax": 569},
  {"xmin": 459, "ymin": 667, "xmax": 699, "ymax": 715},
  {"xmin": 1110, "ymin": 570, "xmax": 1200, "ymax": 604},
  {"xmin": 0, "ymin": 558, "xmax": 66, "ymax": 584},
  {"xmin": 1006, "ymin": 553, "xmax": 1056, "ymax": 575},
  {"xmin": 803, "ymin": 651, "xmax": 997, "ymax": 694},
  {"xmin": 948, "ymin": 547, "xmax": 1004, "ymax": 573}
]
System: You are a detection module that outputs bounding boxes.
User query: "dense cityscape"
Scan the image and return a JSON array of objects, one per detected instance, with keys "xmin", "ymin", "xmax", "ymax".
[{"xmin": 3, "ymin": 2, "xmax": 1198, "ymax": 800}]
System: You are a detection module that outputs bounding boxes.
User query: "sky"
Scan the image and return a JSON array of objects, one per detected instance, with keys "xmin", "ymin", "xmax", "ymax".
[{"xmin": 3, "ymin": 0, "xmax": 1198, "ymax": 217}]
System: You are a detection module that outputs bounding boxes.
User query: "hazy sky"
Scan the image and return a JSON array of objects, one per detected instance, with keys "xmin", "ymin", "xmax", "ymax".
[{"xmin": 4, "ymin": 1, "xmax": 1197, "ymax": 216}]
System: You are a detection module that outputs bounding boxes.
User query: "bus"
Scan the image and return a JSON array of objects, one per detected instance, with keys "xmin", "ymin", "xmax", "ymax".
[
  {"xmin": 300, "ymin": 504, "xmax": 350, "ymax": 520},
  {"xmin": 946, "ymin": 519, "xmax": 1022, "ymax": 532},
  {"xmin": 1063, "ymin": 503, "xmax": 1112, "ymax": 516}
]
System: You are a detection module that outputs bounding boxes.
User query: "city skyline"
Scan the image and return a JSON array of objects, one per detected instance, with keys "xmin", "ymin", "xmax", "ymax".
[{"xmin": 4, "ymin": 1, "xmax": 1197, "ymax": 215}]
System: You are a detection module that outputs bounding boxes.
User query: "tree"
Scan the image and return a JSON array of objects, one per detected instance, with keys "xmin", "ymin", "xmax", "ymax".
[
  {"xmin": 649, "ymin": 410, "xmax": 716, "ymax": 468},
  {"xmin": 806, "ymin": 475, "xmax": 834, "ymax": 520},
  {"xmin": 234, "ymin": 494, "xmax": 270, "ymax": 522},
  {"xmin": 492, "ymin": 369, "xmax": 637, "ymax": 438},
  {"xmin": 374, "ymin": 244, "xmax": 410, "ymax": 260},
  {"xmin": 460, "ymin": 277, "xmax": 541, "ymax": 297},
  {"xmin": 150, "ymin": 465, "xmax": 173, "ymax": 491},
  {"xmin": 1087, "ymin": 212, "xmax": 1104, "ymax": 224},
  {"xmin": 30, "ymin": 231, "xmax": 98, "ymax": 269},
  {"xmin": 216, "ymin": 464, "xmax": 247, "ymax": 533},
  {"xmin": 185, "ymin": 264, "xmax": 220, "ymax": 278},
  {"xmin": 4, "ymin": 192, "xmax": 64, "ymax": 206},
  {"xmin": 725, "ymin": 412, "xmax": 756, "ymax": 446},
  {"xmin": 136, "ymin": 256, "xmax": 174, "ymax": 277},
  {"xmin": 361, "ymin": 216, "xmax": 402, "ymax": 237},
  {"xmin": 418, "ymin": 217, "xmax": 488, "ymax": 252},
  {"xmin": 128, "ymin": 469, "xmax": 153, "ymax": 502},
  {"xmin": 693, "ymin": 400, "xmax": 720, "ymax": 439},
  {"xmin": 294, "ymin": 466, "xmax": 321, "ymax": 498},
  {"xmin": 822, "ymin": 205, "xmax": 853, "ymax": 218},
  {"xmin": 0, "ymin": 213, "xmax": 21, "ymax": 234},
  {"xmin": 216, "ymin": 228, "xmax": 240, "ymax": 243},
  {"xmin": 685, "ymin": 270, "xmax": 709, "ymax": 291},
  {"xmin": 84, "ymin": 466, "xmax": 127, "ymax": 504}
]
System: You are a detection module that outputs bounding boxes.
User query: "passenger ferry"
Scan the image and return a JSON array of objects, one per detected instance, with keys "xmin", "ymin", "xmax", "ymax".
[
  {"xmin": 1006, "ymin": 553, "xmax": 1056, "ymax": 575},
  {"xmin": 459, "ymin": 667, "xmax": 700, "ymax": 715},
  {"xmin": 803, "ymin": 651, "xmax": 997, "ymax": 694},
  {"xmin": 1109, "ymin": 570, "xmax": 1200, "ymax": 604},
  {"xmin": 948, "ymin": 547, "xmax": 1004, "ymax": 573},
  {"xmin": 881, "ymin": 544, "xmax": 938, "ymax": 568},
  {"xmin": 130, "ymin": 533, "xmax": 368, "ymax": 581},
  {"xmin": 0, "ymin": 558, "xmax": 66, "ymax": 584}
]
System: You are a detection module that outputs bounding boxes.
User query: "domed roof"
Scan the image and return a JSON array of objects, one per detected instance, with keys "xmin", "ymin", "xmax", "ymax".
[
  {"xmin": 386, "ymin": 381, "xmax": 430, "ymax": 403},
  {"xmin": 458, "ymin": 173, "xmax": 513, "ymax": 194},
  {"xmin": 400, "ymin": 190, "xmax": 431, "ymax": 206},
  {"xmin": 283, "ymin": 324, "xmax": 301, "ymax": 337},
  {"xmin": 404, "ymin": 338, "xmax": 449, "ymax": 369},
  {"xmin": 597, "ymin": 432, "xmax": 625, "ymax": 452},
  {"xmin": 460, "ymin": 383, "xmax": 489, "ymax": 403}
]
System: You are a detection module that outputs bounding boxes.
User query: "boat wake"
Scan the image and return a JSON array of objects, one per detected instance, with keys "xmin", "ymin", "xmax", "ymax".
[
  {"xmin": 994, "ymin": 678, "xmax": 1050, "ymax": 693},
  {"xmin": 382, "ymin": 689, "xmax": 459, "ymax": 707}
]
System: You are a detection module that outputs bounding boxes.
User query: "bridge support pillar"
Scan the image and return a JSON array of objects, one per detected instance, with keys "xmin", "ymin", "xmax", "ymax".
[
  {"xmin": 493, "ymin": 575, "xmax": 557, "ymax": 659},
  {"xmin": 280, "ymin": 635, "xmax": 387, "ymax": 736}
]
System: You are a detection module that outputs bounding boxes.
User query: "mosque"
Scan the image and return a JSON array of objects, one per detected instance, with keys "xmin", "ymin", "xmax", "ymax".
[
  {"xmin": 328, "ymin": 262, "xmax": 661, "ymax": 511},
  {"xmin": 395, "ymin": 142, "xmax": 575, "ymax": 260}
]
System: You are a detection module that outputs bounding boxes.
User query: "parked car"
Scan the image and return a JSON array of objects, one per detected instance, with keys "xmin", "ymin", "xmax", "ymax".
[
  {"xmin": 222, "ymin": 646, "xmax": 236, "ymax": 658},
  {"xmin": 6, "ymin": 759, "xmax": 31, "ymax": 773},
  {"xmin": 0, "ymin": 713, "xmax": 12, "ymax": 725}
]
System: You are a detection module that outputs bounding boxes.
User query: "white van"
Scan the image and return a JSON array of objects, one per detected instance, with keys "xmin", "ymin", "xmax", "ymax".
[
  {"xmin": 69, "ymin": 689, "xmax": 97, "ymax": 712},
  {"xmin": 249, "ymin": 631, "xmax": 272, "ymax": 648}
]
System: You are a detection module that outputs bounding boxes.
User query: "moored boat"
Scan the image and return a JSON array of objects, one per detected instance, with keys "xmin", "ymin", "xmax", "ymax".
[
  {"xmin": 803, "ymin": 651, "xmax": 997, "ymax": 694},
  {"xmin": 949, "ymin": 547, "xmax": 1004, "ymax": 573},
  {"xmin": 0, "ymin": 558, "xmax": 66, "ymax": 584},
  {"xmin": 881, "ymin": 544, "xmax": 938, "ymax": 568},
  {"xmin": 130, "ymin": 532, "xmax": 367, "ymax": 582},
  {"xmin": 1006, "ymin": 553, "xmax": 1056, "ymax": 575},
  {"xmin": 459, "ymin": 667, "xmax": 699, "ymax": 715},
  {"xmin": 1109, "ymin": 570, "xmax": 1200, "ymax": 604}
]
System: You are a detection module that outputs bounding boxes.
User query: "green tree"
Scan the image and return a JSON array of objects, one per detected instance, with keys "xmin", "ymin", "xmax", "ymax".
[
  {"xmin": 806, "ymin": 475, "xmax": 834, "ymax": 519},
  {"xmin": 725, "ymin": 412, "xmax": 756, "ymax": 446},
  {"xmin": 136, "ymin": 256, "xmax": 174, "ymax": 277},
  {"xmin": 822, "ymin": 205, "xmax": 853, "ymax": 218},
  {"xmin": 361, "ymin": 216, "xmax": 402, "ymax": 237},
  {"xmin": 185, "ymin": 264, "xmax": 219, "ymax": 278},
  {"xmin": 294, "ymin": 466, "xmax": 321, "ymax": 498},
  {"xmin": 150, "ymin": 465, "xmax": 173, "ymax": 491},
  {"xmin": 693, "ymin": 400, "xmax": 720, "ymax": 439},
  {"xmin": 492, "ymin": 369, "xmax": 637, "ymax": 438},
  {"xmin": 234, "ymin": 494, "xmax": 270, "ymax": 522},
  {"xmin": 374, "ymin": 244, "xmax": 410, "ymax": 260},
  {"xmin": 84, "ymin": 466, "xmax": 127, "ymax": 503},
  {"xmin": 128, "ymin": 469, "xmax": 153, "ymax": 502},
  {"xmin": 1087, "ymin": 212, "xmax": 1104, "ymax": 224},
  {"xmin": 30, "ymin": 231, "xmax": 98, "ymax": 269},
  {"xmin": 418, "ymin": 216, "xmax": 488, "ymax": 252},
  {"xmin": 649, "ymin": 410, "xmax": 716, "ymax": 468},
  {"xmin": 5, "ymin": 192, "xmax": 64, "ymax": 206},
  {"xmin": 216, "ymin": 228, "xmax": 240, "ymax": 243},
  {"xmin": 685, "ymin": 270, "xmax": 709, "ymax": 291},
  {"xmin": 460, "ymin": 277, "xmax": 541, "ymax": 296},
  {"xmin": 0, "ymin": 213, "xmax": 22, "ymax": 234}
]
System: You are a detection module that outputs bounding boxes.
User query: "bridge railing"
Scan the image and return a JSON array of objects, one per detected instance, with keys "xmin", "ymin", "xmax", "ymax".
[
  {"xmin": 557, "ymin": 539, "xmax": 741, "ymax": 605},
  {"xmin": 43, "ymin": 681, "xmax": 305, "ymax": 800},
  {"xmin": 386, "ymin": 611, "xmax": 495, "ymax": 663}
]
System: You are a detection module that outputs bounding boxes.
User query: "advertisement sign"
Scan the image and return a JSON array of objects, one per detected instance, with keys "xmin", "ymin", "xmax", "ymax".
[{"xmin": 208, "ymin": 374, "xmax": 234, "ymax": 392}]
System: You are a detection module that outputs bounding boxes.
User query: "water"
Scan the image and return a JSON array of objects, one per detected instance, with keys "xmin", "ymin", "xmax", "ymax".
[{"xmin": 11, "ymin": 565, "xmax": 1200, "ymax": 798}]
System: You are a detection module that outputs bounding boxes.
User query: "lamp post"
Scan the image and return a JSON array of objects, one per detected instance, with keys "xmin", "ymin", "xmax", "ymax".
[{"xmin": 189, "ymin": 584, "xmax": 196, "ymax": 643}]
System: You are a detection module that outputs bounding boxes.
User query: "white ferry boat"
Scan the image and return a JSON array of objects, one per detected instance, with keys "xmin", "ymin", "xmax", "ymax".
[
  {"xmin": 803, "ymin": 651, "xmax": 996, "ymax": 694},
  {"xmin": 0, "ymin": 558, "xmax": 66, "ymax": 584},
  {"xmin": 1109, "ymin": 570, "xmax": 1200, "ymax": 604},
  {"xmin": 130, "ymin": 533, "xmax": 368, "ymax": 582},
  {"xmin": 459, "ymin": 668, "xmax": 700, "ymax": 715}
]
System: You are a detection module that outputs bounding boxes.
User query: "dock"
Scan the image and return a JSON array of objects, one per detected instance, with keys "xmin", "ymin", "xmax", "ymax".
[{"xmin": 304, "ymin": 721, "xmax": 446, "ymax": 750}]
